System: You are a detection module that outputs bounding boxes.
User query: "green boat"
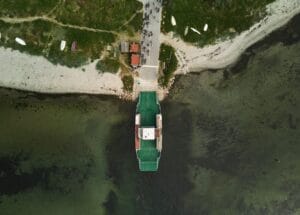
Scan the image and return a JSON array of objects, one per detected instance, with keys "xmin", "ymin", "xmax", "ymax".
[{"xmin": 135, "ymin": 91, "xmax": 162, "ymax": 171}]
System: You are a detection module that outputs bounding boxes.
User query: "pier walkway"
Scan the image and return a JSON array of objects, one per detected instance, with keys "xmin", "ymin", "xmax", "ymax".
[{"xmin": 135, "ymin": 0, "xmax": 163, "ymax": 97}]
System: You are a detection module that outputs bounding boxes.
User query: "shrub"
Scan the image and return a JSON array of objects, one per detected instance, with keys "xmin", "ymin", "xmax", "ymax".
[
  {"xmin": 122, "ymin": 75, "xmax": 134, "ymax": 92},
  {"xmin": 158, "ymin": 44, "xmax": 178, "ymax": 88},
  {"xmin": 96, "ymin": 58, "xmax": 120, "ymax": 73}
]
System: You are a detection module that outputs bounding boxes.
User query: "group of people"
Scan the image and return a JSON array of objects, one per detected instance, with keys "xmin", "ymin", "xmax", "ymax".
[{"xmin": 140, "ymin": 0, "xmax": 162, "ymax": 65}]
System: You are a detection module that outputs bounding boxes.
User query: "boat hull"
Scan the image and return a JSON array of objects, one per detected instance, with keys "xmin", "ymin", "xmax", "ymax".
[{"xmin": 135, "ymin": 91, "xmax": 162, "ymax": 172}]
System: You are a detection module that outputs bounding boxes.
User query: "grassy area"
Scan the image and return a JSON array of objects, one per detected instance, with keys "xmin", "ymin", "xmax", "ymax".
[
  {"xmin": 120, "ymin": 12, "xmax": 143, "ymax": 37},
  {"xmin": 162, "ymin": 0, "xmax": 275, "ymax": 45},
  {"xmin": 0, "ymin": 0, "xmax": 143, "ymax": 32},
  {"xmin": 96, "ymin": 58, "xmax": 120, "ymax": 74},
  {"xmin": 122, "ymin": 75, "xmax": 134, "ymax": 92},
  {"xmin": 55, "ymin": 0, "xmax": 143, "ymax": 32},
  {"xmin": 0, "ymin": 0, "xmax": 58, "ymax": 17},
  {"xmin": 158, "ymin": 43, "xmax": 178, "ymax": 88},
  {"xmin": 0, "ymin": 20, "xmax": 116, "ymax": 67},
  {"xmin": 0, "ymin": 0, "xmax": 142, "ymax": 67}
]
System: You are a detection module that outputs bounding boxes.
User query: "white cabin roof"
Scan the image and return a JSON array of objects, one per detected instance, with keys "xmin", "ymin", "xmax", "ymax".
[{"xmin": 141, "ymin": 128, "xmax": 155, "ymax": 140}]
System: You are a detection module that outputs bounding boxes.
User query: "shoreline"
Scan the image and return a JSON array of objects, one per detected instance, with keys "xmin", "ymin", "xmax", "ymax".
[
  {"xmin": 0, "ymin": 85, "xmax": 123, "ymax": 101},
  {"xmin": 161, "ymin": 0, "xmax": 300, "ymax": 75},
  {"xmin": 0, "ymin": 48, "xmax": 124, "ymax": 96},
  {"xmin": 0, "ymin": 0, "xmax": 299, "ymax": 100}
]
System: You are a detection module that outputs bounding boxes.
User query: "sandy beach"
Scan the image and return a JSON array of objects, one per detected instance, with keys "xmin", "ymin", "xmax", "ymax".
[
  {"xmin": 161, "ymin": 0, "xmax": 300, "ymax": 75},
  {"xmin": 0, "ymin": 47, "xmax": 123, "ymax": 96},
  {"xmin": 0, "ymin": 0, "xmax": 299, "ymax": 99}
]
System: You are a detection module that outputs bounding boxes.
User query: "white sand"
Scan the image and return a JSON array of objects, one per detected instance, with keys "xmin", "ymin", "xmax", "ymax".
[
  {"xmin": 161, "ymin": 0, "xmax": 300, "ymax": 75},
  {"xmin": 0, "ymin": 47, "xmax": 123, "ymax": 96}
]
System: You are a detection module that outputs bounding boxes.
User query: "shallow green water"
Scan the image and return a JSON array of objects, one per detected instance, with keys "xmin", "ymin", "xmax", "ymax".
[
  {"xmin": 1, "ymin": 17, "xmax": 300, "ymax": 215},
  {"xmin": 169, "ymin": 41, "xmax": 300, "ymax": 214},
  {"xmin": 0, "ymin": 93, "xmax": 135, "ymax": 215}
]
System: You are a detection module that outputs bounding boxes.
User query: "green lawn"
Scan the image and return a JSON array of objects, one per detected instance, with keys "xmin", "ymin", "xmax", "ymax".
[{"xmin": 162, "ymin": 0, "xmax": 275, "ymax": 46}]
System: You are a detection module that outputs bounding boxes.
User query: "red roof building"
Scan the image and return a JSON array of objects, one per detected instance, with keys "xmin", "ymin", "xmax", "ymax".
[
  {"xmin": 130, "ymin": 42, "xmax": 140, "ymax": 53},
  {"xmin": 131, "ymin": 54, "xmax": 140, "ymax": 67}
]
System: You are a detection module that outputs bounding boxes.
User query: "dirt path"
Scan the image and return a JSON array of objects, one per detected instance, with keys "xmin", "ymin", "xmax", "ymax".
[
  {"xmin": 0, "ymin": 16, "xmax": 120, "ymax": 35},
  {"xmin": 118, "ymin": 9, "xmax": 143, "ymax": 30}
]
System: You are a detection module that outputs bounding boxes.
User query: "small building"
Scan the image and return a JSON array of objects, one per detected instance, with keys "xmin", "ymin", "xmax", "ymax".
[
  {"xmin": 120, "ymin": 41, "xmax": 129, "ymax": 53},
  {"xmin": 131, "ymin": 54, "xmax": 140, "ymax": 68},
  {"xmin": 130, "ymin": 42, "xmax": 140, "ymax": 53}
]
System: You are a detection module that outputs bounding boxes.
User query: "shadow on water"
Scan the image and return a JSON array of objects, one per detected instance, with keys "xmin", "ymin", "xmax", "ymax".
[
  {"xmin": 135, "ymin": 101, "xmax": 193, "ymax": 215},
  {"xmin": 104, "ymin": 101, "xmax": 193, "ymax": 215},
  {"xmin": 0, "ymin": 151, "xmax": 94, "ymax": 197},
  {"xmin": 104, "ymin": 101, "xmax": 136, "ymax": 183},
  {"xmin": 0, "ymin": 153, "xmax": 43, "ymax": 195},
  {"xmin": 103, "ymin": 102, "xmax": 136, "ymax": 215}
]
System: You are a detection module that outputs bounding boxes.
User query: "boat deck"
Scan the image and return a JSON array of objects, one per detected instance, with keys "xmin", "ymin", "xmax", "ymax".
[
  {"xmin": 138, "ymin": 92, "xmax": 160, "ymax": 126},
  {"xmin": 136, "ymin": 91, "xmax": 161, "ymax": 171}
]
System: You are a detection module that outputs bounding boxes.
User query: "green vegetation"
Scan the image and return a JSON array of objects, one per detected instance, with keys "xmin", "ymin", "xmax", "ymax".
[
  {"xmin": 120, "ymin": 12, "xmax": 143, "ymax": 37},
  {"xmin": 96, "ymin": 58, "xmax": 120, "ymax": 74},
  {"xmin": 0, "ymin": 0, "xmax": 58, "ymax": 16},
  {"xmin": 162, "ymin": 0, "xmax": 275, "ymax": 45},
  {"xmin": 55, "ymin": 0, "xmax": 143, "ymax": 31},
  {"xmin": 158, "ymin": 43, "xmax": 178, "ymax": 88},
  {"xmin": 0, "ymin": 0, "xmax": 143, "ymax": 67},
  {"xmin": 0, "ymin": 0, "xmax": 143, "ymax": 32},
  {"xmin": 0, "ymin": 20, "xmax": 116, "ymax": 67},
  {"xmin": 122, "ymin": 75, "xmax": 134, "ymax": 92}
]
